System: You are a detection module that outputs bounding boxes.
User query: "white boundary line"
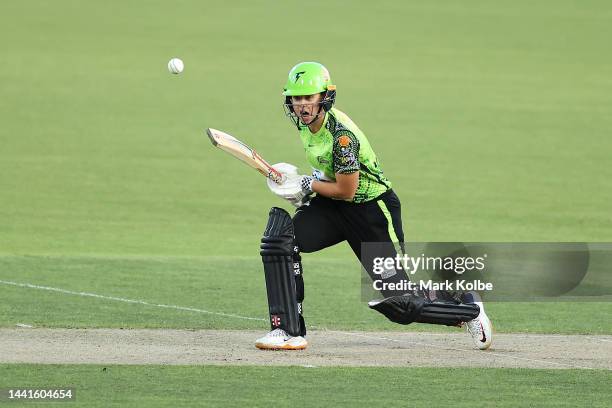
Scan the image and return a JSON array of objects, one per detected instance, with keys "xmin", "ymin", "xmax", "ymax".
[
  {"xmin": 1, "ymin": 279, "xmax": 607, "ymax": 370},
  {"xmin": 0, "ymin": 279, "xmax": 266, "ymax": 322}
]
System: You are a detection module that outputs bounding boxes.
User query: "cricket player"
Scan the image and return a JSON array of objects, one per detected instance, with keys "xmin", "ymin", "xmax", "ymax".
[{"xmin": 256, "ymin": 62, "xmax": 492, "ymax": 350}]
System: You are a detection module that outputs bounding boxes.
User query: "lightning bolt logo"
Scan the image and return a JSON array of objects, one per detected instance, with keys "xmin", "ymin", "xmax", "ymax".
[{"xmin": 294, "ymin": 71, "xmax": 306, "ymax": 82}]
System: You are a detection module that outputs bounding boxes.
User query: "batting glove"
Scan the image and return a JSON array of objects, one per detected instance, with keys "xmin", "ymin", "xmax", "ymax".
[
  {"xmin": 266, "ymin": 163, "xmax": 313, "ymax": 208},
  {"xmin": 300, "ymin": 176, "xmax": 314, "ymax": 194}
]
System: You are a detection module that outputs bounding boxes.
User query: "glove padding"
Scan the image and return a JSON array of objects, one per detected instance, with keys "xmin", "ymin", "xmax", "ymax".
[
  {"xmin": 267, "ymin": 163, "xmax": 313, "ymax": 208},
  {"xmin": 368, "ymin": 295, "xmax": 423, "ymax": 325}
]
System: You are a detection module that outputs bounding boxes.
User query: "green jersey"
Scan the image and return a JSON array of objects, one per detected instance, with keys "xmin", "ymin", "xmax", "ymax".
[{"xmin": 299, "ymin": 107, "xmax": 391, "ymax": 203}]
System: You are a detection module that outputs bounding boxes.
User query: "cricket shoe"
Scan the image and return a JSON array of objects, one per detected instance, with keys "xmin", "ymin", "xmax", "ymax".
[
  {"xmin": 255, "ymin": 328, "xmax": 308, "ymax": 350},
  {"xmin": 463, "ymin": 291, "xmax": 492, "ymax": 350}
]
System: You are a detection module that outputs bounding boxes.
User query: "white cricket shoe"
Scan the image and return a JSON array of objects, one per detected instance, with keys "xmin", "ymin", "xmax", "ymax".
[
  {"xmin": 255, "ymin": 328, "xmax": 308, "ymax": 350},
  {"xmin": 463, "ymin": 291, "xmax": 493, "ymax": 350}
]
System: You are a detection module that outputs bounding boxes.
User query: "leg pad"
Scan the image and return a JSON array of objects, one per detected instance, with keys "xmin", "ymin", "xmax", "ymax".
[
  {"xmin": 369, "ymin": 294, "xmax": 479, "ymax": 326},
  {"xmin": 260, "ymin": 207, "xmax": 305, "ymax": 336}
]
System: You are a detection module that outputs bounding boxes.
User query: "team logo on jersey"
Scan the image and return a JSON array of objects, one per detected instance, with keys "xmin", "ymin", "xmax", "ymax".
[
  {"xmin": 338, "ymin": 135, "xmax": 351, "ymax": 147},
  {"xmin": 294, "ymin": 71, "xmax": 306, "ymax": 82}
]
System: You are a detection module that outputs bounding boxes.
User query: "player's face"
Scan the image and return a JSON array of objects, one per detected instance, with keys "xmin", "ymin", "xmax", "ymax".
[{"xmin": 291, "ymin": 93, "xmax": 323, "ymax": 124}]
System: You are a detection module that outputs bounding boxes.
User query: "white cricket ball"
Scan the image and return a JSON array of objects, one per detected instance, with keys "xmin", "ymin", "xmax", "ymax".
[{"xmin": 168, "ymin": 58, "xmax": 184, "ymax": 74}]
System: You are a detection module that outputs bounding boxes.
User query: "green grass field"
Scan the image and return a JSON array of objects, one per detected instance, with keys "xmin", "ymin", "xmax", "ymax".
[
  {"xmin": 1, "ymin": 254, "xmax": 610, "ymax": 333},
  {"xmin": 1, "ymin": 365, "xmax": 611, "ymax": 408},
  {"xmin": 1, "ymin": 0, "xmax": 611, "ymax": 406}
]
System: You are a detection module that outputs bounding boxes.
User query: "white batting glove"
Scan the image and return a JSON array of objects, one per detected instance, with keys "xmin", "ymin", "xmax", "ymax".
[
  {"xmin": 300, "ymin": 176, "xmax": 314, "ymax": 195},
  {"xmin": 272, "ymin": 162, "xmax": 298, "ymax": 178},
  {"xmin": 267, "ymin": 163, "xmax": 314, "ymax": 207}
]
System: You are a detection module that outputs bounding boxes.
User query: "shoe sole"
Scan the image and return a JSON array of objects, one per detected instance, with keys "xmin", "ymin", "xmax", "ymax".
[{"xmin": 255, "ymin": 342, "xmax": 307, "ymax": 350}]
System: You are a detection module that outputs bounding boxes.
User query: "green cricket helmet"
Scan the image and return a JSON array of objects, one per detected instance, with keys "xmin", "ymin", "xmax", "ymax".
[{"xmin": 283, "ymin": 61, "xmax": 336, "ymax": 128}]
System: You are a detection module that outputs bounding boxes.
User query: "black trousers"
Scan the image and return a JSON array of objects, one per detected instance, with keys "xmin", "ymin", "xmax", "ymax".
[{"xmin": 293, "ymin": 189, "xmax": 410, "ymax": 297}]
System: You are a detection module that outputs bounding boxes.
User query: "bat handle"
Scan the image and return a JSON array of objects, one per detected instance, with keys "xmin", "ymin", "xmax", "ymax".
[{"xmin": 270, "ymin": 169, "xmax": 285, "ymax": 185}]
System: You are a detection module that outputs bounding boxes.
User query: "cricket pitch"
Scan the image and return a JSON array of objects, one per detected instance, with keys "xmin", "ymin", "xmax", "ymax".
[{"xmin": 1, "ymin": 329, "xmax": 610, "ymax": 370}]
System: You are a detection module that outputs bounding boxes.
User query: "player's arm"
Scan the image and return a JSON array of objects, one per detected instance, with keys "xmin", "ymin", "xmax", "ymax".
[
  {"xmin": 311, "ymin": 172, "xmax": 358, "ymax": 200},
  {"xmin": 267, "ymin": 130, "xmax": 361, "ymax": 205},
  {"xmin": 311, "ymin": 130, "xmax": 361, "ymax": 201}
]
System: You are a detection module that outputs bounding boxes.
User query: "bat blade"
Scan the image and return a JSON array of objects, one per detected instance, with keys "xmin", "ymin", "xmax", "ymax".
[{"xmin": 206, "ymin": 128, "xmax": 284, "ymax": 184}]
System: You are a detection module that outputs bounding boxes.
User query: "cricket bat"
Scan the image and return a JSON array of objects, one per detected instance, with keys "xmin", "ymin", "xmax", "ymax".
[{"xmin": 206, "ymin": 128, "xmax": 284, "ymax": 184}]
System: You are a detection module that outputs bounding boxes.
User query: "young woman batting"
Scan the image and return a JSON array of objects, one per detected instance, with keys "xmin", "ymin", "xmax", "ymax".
[{"xmin": 256, "ymin": 62, "xmax": 492, "ymax": 351}]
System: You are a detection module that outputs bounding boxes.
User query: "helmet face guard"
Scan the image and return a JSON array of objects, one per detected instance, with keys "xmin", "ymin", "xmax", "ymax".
[
  {"xmin": 283, "ymin": 87, "xmax": 336, "ymax": 129},
  {"xmin": 282, "ymin": 62, "xmax": 336, "ymax": 129}
]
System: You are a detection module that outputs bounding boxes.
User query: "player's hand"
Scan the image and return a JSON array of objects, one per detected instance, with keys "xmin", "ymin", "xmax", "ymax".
[
  {"xmin": 272, "ymin": 162, "xmax": 299, "ymax": 179},
  {"xmin": 268, "ymin": 163, "xmax": 313, "ymax": 207}
]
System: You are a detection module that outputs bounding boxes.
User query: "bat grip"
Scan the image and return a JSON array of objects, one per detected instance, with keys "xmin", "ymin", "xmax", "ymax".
[{"xmin": 271, "ymin": 169, "xmax": 285, "ymax": 185}]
